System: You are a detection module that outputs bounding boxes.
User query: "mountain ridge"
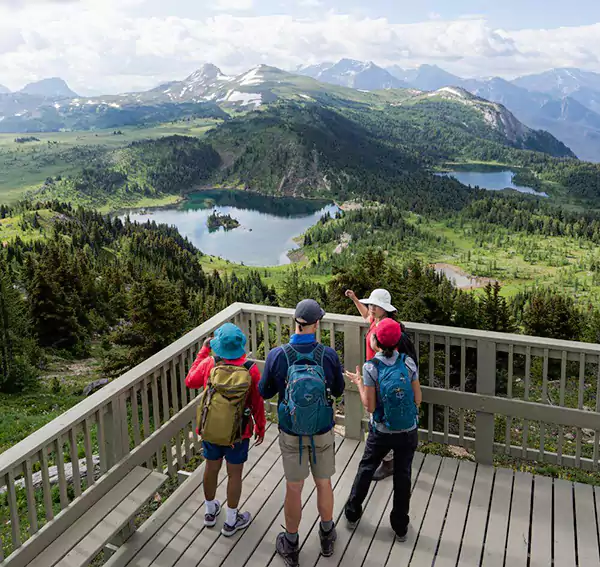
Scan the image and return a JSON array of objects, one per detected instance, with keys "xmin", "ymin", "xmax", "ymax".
[
  {"xmin": 20, "ymin": 77, "xmax": 78, "ymax": 99},
  {"xmin": 299, "ymin": 59, "xmax": 408, "ymax": 90},
  {"xmin": 0, "ymin": 63, "xmax": 577, "ymax": 161}
]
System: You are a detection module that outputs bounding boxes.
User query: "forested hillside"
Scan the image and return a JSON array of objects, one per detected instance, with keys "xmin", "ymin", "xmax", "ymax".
[
  {"xmin": 0, "ymin": 201, "xmax": 277, "ymax": 392},
  {"xmin": 30, "ymin": 136, "xmax": 221, "ymax": 208},
  {"xmin": 19, "ymin": 92, "xmax": 600, "ymax": 210}
]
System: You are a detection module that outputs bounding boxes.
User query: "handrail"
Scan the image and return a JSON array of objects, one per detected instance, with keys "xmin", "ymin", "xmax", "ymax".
[
  {"xmin": 0, "ymin": 303, "xmax": 241, "ymax": 480},
  {"xmin": 237, "ymin": 302, "xmax": 600, "ymax": 357}
]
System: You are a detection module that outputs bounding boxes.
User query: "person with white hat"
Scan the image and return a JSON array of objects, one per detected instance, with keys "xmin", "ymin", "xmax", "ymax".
[{"xmin": 345, "ymin": 288, "xmax": 419, "ymax": 481}]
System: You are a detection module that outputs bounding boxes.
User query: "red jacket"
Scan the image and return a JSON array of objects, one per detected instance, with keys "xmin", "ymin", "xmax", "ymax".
[{"xmin": 185, "ymin": 345, "xmax": 266, "ymax": 440}]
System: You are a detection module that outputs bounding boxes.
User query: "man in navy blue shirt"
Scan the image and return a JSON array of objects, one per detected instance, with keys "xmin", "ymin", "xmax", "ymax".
[{"xmin": 259, "ymin": 299, "xmax": 345, "ymax": 567}]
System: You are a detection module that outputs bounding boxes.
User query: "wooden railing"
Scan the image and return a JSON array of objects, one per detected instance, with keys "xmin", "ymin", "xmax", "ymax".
[{"xmin": 1, "ymin": 302, "xmax": 600, "ymax": 564}]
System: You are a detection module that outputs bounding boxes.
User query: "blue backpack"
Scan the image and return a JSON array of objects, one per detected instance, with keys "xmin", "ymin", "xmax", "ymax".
[
  {"xmin": 279, "ymin": 344, "xmax": 333, "ymax": 461},
  {"xmin": 372, "ymin": 354, "xmax": 418, "ymax": 431}
]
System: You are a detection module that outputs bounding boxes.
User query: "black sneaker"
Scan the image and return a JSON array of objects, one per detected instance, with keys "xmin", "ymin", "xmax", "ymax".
[
  {"xmin": 344, "ymin": 507, "xmax": 361, "ymax": 530},
  {"xmin": 394, "ymin": 523, "xmax": 409, "ymax": 542},
  {"xmin": 276, "ymin": 532, "xmax": 300, "ymax": 567},
  {"xmin": 204, "ymin": 501, "xmax": 221, "ymax": 527},
  {"xmin": 319, "ymin": 524, "xmax": 337, "ymax": 557}
]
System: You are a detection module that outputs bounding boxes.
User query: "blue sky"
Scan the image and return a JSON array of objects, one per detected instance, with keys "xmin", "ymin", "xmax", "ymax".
[
  {"xmin": 352, "ymin": 0, "xmax": 600, "ymax": 29},
  {"xmin": 1, "ymin": 0, "xmax": 600, "ymax": 93}
]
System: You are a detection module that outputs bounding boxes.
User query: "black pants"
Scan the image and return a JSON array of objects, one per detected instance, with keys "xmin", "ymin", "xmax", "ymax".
[{"xmin": 345, "ymin": 427, "xmax": 418, "ymax": 535}]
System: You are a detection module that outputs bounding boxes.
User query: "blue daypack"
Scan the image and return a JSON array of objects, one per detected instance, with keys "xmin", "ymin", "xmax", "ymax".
[
  {"xmin": 372, "ymin": 354, "xmax": 418, "ymax": 431},
  {"xmin": 279, "ymin": 343, "xmax": 333, "ymax": 462}
]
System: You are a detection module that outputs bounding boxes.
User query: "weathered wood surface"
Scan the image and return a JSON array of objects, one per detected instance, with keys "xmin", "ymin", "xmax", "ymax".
[{"xmin": 103, "ymin": 445, "xmax": 599, "ymax": 567}]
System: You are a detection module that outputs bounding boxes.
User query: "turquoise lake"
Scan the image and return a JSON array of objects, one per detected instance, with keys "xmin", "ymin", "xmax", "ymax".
[{"xmin": 125, "ymin": 190, "xmax": 338, "ymax": 266}]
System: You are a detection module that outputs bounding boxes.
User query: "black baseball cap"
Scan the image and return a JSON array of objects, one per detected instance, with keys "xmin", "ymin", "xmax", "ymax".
[{"xmin": 295, "ymin": 299, "xmax": 326, "ymax": 325}]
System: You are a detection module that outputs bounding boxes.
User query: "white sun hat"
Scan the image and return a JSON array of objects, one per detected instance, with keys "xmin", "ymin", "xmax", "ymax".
[{"xmin": 359, "ymin": 289, "xmax": 396, "ymax": 312}]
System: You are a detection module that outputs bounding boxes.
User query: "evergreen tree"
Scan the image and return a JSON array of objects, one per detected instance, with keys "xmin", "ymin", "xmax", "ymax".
[
  {"xmin": 0, "ymin": 261, "xmax": 36, "ymax": 393},
  {"xmin": 110, "ymin": 274, "xmax": 189, "ymax": 371},
  {"xmin": 479, "ymin": 282, "xmax": 516, "ymax": 332},
  {"xmin": 522, "ymin": 291, "xmax": 583, "ymax": 340}
]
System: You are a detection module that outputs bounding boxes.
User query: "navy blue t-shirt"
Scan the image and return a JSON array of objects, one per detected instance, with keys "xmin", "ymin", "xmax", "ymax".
[{"xmin": 258, "ymin": 333, "xmax": 345, "ymax": 436}]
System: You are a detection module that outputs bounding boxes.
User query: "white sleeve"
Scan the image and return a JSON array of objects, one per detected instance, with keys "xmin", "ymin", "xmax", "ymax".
[{"xmin": 405, "ymin": 356, "xmax": 419, "ymax": 382}]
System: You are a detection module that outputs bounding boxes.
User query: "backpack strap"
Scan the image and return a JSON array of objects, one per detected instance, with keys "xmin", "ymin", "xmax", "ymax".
[
  {"xmin": 282, "ymin": 343, "xmax": 298, "ymax": 367},
  {"xmin": 282, "ymin": 343, "xmax": 320, "ymax": 366},
  {"xmin": 243, "ymin": 360, "xmax": 255, "ymax": 371},
  {"xmin": 213, "ymin": 356, "xmax": 223, "ymax": 366},
  {"xmin": 313, "ymin": 343, "xmax": 326, "ymax": 367}
]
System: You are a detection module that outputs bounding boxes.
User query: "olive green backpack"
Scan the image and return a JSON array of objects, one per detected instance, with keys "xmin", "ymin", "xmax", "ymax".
[{"xmin": 197, "ymin": 359, "xmax": 253, "ymax": 446}]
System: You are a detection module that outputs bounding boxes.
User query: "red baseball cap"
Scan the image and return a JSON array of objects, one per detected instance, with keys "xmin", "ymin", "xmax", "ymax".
[{"xmin": 375, "ymin": 318, "xmax": 402, "ymax": 348}]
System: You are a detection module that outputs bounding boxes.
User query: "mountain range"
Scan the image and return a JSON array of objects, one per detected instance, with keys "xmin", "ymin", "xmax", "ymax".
[
  {"xmin": 3, "ymin": 62, "xmax": 598, "ymax": 162},
  {"xmin": 296, "ymin": 61, "xmax": 600, "ymax": 162}
]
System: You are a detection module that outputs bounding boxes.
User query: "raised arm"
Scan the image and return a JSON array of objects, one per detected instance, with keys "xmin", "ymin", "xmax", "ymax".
[{"xmin": 345, "ymin": 290, "xmax": 370, "ymax": 321}]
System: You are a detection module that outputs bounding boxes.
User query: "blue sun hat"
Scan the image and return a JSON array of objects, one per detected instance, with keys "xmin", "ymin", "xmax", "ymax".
[{"xmin": 210, "ymin": 323, "xmax": 247, "ymax": 360}]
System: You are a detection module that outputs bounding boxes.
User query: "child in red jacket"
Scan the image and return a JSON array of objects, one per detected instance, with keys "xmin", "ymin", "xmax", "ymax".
[{"xmin": 186, "ymin": 322, "xmax": 266, "ymax": 537}]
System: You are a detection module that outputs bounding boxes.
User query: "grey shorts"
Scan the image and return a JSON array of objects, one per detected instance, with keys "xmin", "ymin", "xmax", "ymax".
[{"xmin": 279, "ymin": 429, "xmax": 336, "ymax": 482}]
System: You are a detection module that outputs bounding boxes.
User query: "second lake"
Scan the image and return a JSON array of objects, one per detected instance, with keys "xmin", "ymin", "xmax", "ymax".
[
  {"xmin": 437, "ymin": 169, "xmax": 548, "ymax": 197},
  {"xmin": 125, "ymin": 190, "xmax": 339, "ymax": 266}
]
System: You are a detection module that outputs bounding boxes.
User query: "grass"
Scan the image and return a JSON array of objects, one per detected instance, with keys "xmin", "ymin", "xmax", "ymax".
[
  {"xmin": 200, "ymin": 255, "xmax": 293, "ymax": 292},
  {"xmin": 0, "ymin": 119, "xmax": 219, "ymax": 205},
  {"xmin": 399, "ymin": 214, "xmax": 600, "ymax": 306}
]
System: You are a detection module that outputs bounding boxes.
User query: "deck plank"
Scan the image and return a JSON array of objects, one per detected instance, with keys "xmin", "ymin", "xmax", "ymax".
[
  {"xmin": 338, "ymin": 479, "xmax": 393, "ymax": 566},
  {"xmin": 384, "ymin": 453, "xmax": 443, "ymax": 567},
  {"xmin": 247, "ymin": 437, "xmax": 358, "ymax": 567},
  {"xmin": 191, "ymin": 457, "xmax": 286, "ymax": 567},
  {"xmin": 457, "ymin": 464, "xmax": 494, "ymax": 566},
  {"xmin": 574, "ymin": 482, "xmax": 600, "ymax": 566},
  {"xmin": 529, "ymin": 475, "xmax": 552, "ymax": 567},
  {"xmin": 554, "ymin": 479, "xmax": 576, "ymax": 567},
  {"xmin": 410, "ymin": 458, "xmax": 459, "ymax": 567},
  {"xmin": 29, "ymin": 466, "xmax": 151, "ymax": 567},
  {"xmin": 61, "ymin": 472, "xmax": 167, "ymax": 567},
  {"xmin": 300, "ymin": 443, "xmax": 377, "ymax": 567},
  {"xmin": 108, "ymin": 425, "xmax": 280, "ymax": 567},
  {"xmin": 132, "ymin": 425, "xmax": 278, "ymax": 567},
  {"xmin": 505, "ymin": 471, "xmax": 532, "ymax": 566},
  {"xmin": 109, "ymin": 434, "xmax": 600, "ymax": 567},
  {"xmin": 159, "ymin": 433, "xmax": 281, "ymax": 567},
  {"xmin": 481, "ymin": 468, "xmax": 512, "ymax": 567},
  {"xmin": 360, "ymin": 453, "xmax": 424, "ymax": 567},
  {"xmin": 432, "ymin": 460, "xmax": 476, "ymax": 567}
]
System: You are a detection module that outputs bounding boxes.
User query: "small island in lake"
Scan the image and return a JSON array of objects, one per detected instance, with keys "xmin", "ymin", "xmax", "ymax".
[{"xmin": 207, "ymin": 210, "xmax": 240, "ymax": 231}]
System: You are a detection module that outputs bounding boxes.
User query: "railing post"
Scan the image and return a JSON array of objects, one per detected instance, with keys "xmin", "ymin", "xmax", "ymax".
[
  {"xmin": 476, "ymin": 338, "xmax": 496, "ymax": 465},
  {"xmin": 238, "ymin": 311, "xmax": 251, "ymax": 354},
  {"xmin": 343, "ymin": 324, "xmax": 364, "ymax": 440},
  {"xmin": 104, "ymin": 398, "xmax": 125, "ymax": 470}
]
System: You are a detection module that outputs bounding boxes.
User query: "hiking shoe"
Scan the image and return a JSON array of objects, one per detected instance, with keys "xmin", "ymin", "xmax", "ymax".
[
  {"xmin": 221, "ymin": 511, "xmax": 252, "ymax": 537},
  {"xmin": 204, "ymin": 501, "xmax": 221, "ymax": 528},
  {"xmin": 276, "ymin": 532, "xmax": 300, "ymax": 567},
  {"xmin": 344, "ymin": 507, "xmax": 361, "ymax": 530},
  {"xmin": 373, "ymin": 460, "xmax": 394, "ymax": 481},
  {"xmin": 394, "ymin": 524, "xmax": 409, "ymax": 542},
  {"xmin": 319, "ymin": 524, "xmax": 337, "ymax": 557}
]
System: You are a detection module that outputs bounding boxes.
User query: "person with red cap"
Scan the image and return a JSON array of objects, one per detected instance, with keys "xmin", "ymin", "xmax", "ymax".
[
  {"xmin": 343, "ymin": 318, "xmax": 422, "ymax": 541},
  {"xmin": 345, "ymin": 288, "xmax": 419, "ymax": 481}
]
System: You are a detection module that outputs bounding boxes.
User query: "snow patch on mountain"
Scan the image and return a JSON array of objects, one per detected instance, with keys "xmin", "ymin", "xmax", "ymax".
[{"xmin": 222, "ymin": 91, "xmax": 262, "ymax": 107}]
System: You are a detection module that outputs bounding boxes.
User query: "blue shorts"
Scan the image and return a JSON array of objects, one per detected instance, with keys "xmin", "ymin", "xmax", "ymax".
[{"xmin": 202, "ymin": 439, "xmax": 250, "ymax": 465}]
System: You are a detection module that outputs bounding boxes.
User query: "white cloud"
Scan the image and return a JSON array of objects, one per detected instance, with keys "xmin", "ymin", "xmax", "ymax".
[
  {"xmin": 298, "ymin": 0, "xmax": 322, "ymax": 7},
  {"xmin": 213, "ymin": 0, "xmax": 253, "ymax": 12},
  {"xmin": 1, "ymin": 2, "xmax": 600, "ymax": 94}
]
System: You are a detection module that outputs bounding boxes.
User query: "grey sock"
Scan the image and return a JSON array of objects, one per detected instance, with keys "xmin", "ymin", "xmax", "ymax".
[
  {"xmin": 285, "ymin": 531, "xmax": 299, "ymax": 544},
  {"xmin": 321, "ymin": 520, "xmax": 334, "ymax": 533}
]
